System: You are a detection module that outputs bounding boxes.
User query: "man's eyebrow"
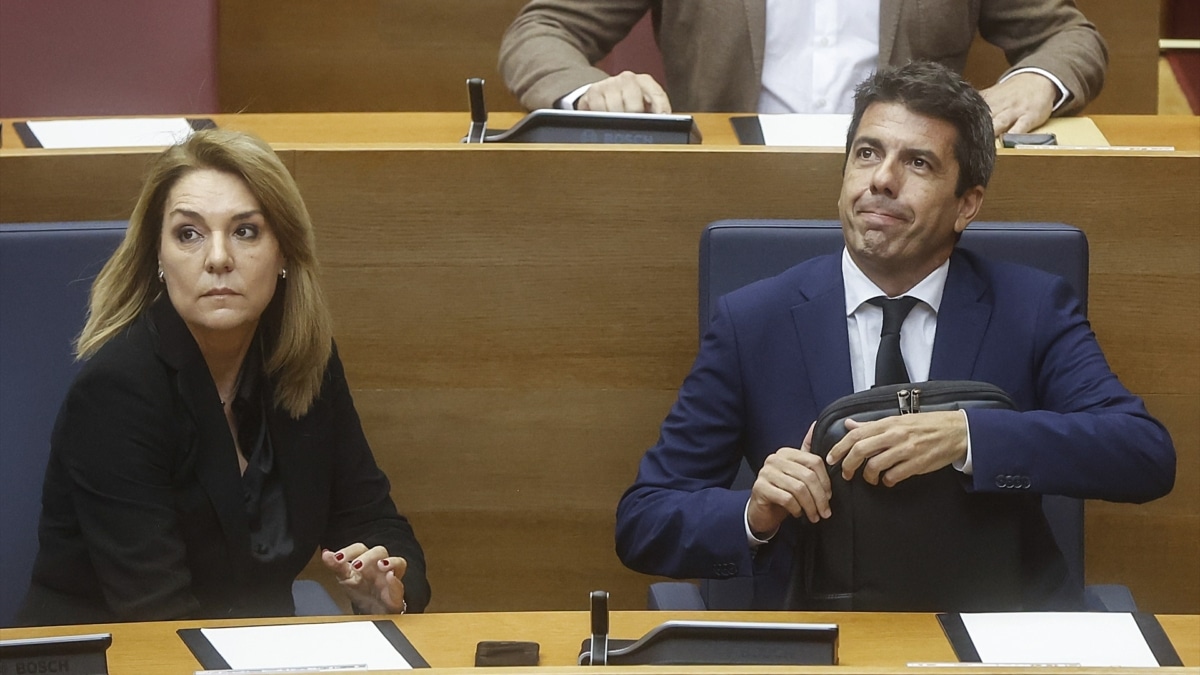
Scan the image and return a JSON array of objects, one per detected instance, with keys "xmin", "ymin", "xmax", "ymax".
[{"xmin": 851, "ymin": 135, "xmax": 883, "ymax": 148}]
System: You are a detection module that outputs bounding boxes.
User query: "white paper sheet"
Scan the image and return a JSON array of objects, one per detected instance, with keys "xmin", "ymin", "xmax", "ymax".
[
  {"xmin": 756, "ymin": 114, "xmax": 851, "ymax": 147},
  {"xmin": 959, "ymin": 612, "xmax": 1160, "ymax": 667},
  {"xmin": 23, "ymin": 118, "xmax": 195, "ymax": 149},
  {"xmin": 753, "ymin": 114, "xmax": 1116, "ymax": 149},
  {"xmin": 198, "ymin": 621, "xmax": 412, "ymax": 671}
]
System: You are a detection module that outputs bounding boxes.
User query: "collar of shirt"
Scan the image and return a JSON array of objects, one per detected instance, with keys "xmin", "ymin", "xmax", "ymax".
[
  {"xmin": 758, "ymin": 0, "xmax": 880, "ymax": 114},
  {"xmin": 842, "ymin": 248, "xmax": 949, "ymax": 392}
]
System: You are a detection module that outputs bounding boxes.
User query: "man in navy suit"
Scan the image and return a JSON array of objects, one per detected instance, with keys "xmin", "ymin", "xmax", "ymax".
[{"xmin": 615, "ymin": 61, "xmax": 1175, "ymax": 610}]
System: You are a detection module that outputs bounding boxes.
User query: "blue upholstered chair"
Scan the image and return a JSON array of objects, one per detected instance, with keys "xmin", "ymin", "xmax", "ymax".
[
  {"xmin": 647, "ymin": 219, "xmax": 1136, "ymax": 613},
  {"xmin": 0, "ymin": 221, "xmax": 340, "ymax": 626}
]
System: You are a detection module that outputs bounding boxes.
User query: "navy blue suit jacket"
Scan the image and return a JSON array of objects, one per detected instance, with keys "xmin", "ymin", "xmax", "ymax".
[{"xmin": 616, "ymin": 249, "xmax": 1175, "ymax": 608}]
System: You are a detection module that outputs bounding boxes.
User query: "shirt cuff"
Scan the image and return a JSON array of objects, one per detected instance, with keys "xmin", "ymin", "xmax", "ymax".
[
  {"xmin": 952, "ymin": 408, "xmax": 974, "ymax": 475},
  {"xmin": 557, "ymin": 83, "xmax": 592, "ymax": 110},
  {"xmin": 744, "ymin": 499, "xmax": 776, "ymax": 548},
  {"xmin": 1000, "ymin": 67, "xmax": 1070, "ymax": 112}
]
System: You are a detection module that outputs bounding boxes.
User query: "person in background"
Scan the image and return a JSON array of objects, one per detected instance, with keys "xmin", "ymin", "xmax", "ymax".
[
  {"xmin": 499, "ymin": 0, "xmax": 1107, "ymax": 135},
  {"xmin": 18, "ymin": 129, "xmax": 430, "ymax": 625},
  {"xmin": 614, "ymin": 62, "xmax": 1173, "ymax": 609}
]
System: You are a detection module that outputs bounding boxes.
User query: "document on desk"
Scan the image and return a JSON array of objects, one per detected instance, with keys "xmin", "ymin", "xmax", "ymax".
[
  {"xmin": 16, "ymin": 117, "xmax": 209, "ymax": 149},
  {"xmin": 731, "ymin": 114, "xmax": 850, "ymax": 147},
  {"xmin": 178, "ymin": 619, "xmax": 428, "ymax": 671},
  {"xmin": 731, "ymin": 114, "xmax": 1114, "ymax": 148},
  {"xmin": 937, "ymin": 612, "xmax": 1183, "ymax": 667}
]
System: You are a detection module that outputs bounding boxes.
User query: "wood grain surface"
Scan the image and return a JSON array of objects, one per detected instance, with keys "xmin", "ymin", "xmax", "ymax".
[
  {"xmin": 1, "ymin": 114, "xmax": 1196, "ymax": 615},
  {"xmin": 0, "ymin": 611, "xmax": 1195, "ymax": 672}
]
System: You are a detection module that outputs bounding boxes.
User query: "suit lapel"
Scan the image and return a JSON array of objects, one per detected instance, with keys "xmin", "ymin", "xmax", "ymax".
[
  {"xmin": 878, "ymin": 0, "xmax": 901, "ymax": 66},
  {"xmin": 744, "ymin": 0, "xmax": 767, "ymax": 86},
  {"xmin": 930, "ymin": 250, "xmax": 991, "ymax": 380},
  {"xmin": 791, "ymin": 255, "xmax": 855, "ymax": 409},
  {"xmin": 151, "ymin": 300, "xmax": 252, "ymax": 575}
]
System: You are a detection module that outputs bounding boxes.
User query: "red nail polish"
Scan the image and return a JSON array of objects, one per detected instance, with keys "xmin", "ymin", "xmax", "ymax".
[
  {"xmin": 352, "ymin": 560, "xmax": 363, "ymax": 569},
  {"xmin": 380, "ymin": 559, "xmax": 390, "ymax": 567},
  {"xmin": 335, "ymin": 552, "xmax": 345, "ymax": 562}
]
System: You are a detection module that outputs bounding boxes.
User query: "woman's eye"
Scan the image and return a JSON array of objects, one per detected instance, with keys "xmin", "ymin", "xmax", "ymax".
[
  {"xmin": 177, "ymin": 227, "xmax": 199, "ymax": 242},
  {"xmin": 234, "ymin": 224, "xmax": 259, "ymax": 239}
]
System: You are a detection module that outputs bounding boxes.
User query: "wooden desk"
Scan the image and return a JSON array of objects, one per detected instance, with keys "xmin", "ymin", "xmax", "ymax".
[
  {"xmin": 0, "ymin": 612, "xmax": 1197, "ymax": 673},
  {"xmin": 3, "ymin": 114, "xmax": 1197, "ymax": 150},
  {"xmin": 0, "ymin": 114, "xmax": 1197, "ymax": 617}
]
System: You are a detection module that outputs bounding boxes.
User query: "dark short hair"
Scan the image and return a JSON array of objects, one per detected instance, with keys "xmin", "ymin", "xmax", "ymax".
[{"xmin": 844, "ymin": 61, "xmax": 995, "ymax": 196}]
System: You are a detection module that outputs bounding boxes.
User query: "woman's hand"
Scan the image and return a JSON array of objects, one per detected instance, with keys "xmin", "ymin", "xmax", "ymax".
[{"xmin": 321, "ymin": 544, "xmax": 407, "ymax": 614}]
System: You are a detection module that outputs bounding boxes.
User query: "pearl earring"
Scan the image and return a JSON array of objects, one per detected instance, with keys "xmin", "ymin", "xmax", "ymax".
[{"xmin": 280, "ymin": 268, "xmax": 288, "ymax": 280}]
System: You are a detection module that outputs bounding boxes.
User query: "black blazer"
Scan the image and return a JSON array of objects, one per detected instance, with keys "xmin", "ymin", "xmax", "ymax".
[{"xmin": 18, "ymin": 299, "xmax": 429, "ymax": 625}]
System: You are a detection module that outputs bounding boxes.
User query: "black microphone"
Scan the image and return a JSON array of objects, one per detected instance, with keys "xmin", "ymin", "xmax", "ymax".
[
  {"xmin": 588, "ymin": 590, "xmax": 609, "ymax": 665},
  {"xmin": 465, "ymin": 78, "xmax": 488, "ymax": 143}
]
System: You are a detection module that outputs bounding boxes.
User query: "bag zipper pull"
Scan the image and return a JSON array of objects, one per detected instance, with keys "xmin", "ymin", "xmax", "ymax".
[
  {"xmin": 910, "ymin": 387, "xmax": 921, "ymax": 413},
  {"xmin": 897, "ymin": 389, "xmax": 911, "ymax": 414}
]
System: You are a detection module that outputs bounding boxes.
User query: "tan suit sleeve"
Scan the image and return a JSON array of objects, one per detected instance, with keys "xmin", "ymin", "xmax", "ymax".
[
  {"xmin": 978, "ymin": 0, "xmax": 1108, "ymax": 115},
  {"xmin": 498, "ymin": 0, "xmax": 656, "ymax": 110}
]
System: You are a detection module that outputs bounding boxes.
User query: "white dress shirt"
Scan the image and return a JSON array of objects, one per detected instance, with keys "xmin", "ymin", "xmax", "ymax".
[
  {"xmin": 758, "ymin": 0, "xmax": 880, "ymax": 114},
  {"xmin": 842, "ymin": 248, "xmax": 942, "ymax": 391},
  {"xmin": 757, "ymin": 0, "xmax": 1068, "ymax": 114}
]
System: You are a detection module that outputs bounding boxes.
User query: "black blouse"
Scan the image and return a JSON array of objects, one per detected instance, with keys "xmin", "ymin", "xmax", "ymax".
[{"xmin": 231, "ymin": 344, "xmax": 295, "ymax": 573}]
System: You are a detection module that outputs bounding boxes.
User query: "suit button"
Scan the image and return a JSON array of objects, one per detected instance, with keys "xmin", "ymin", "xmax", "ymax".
[
  {"xmin": 995, "ymin": 474, "xmax": 1007, "ymax": 488},
  {"xmin": 1021, "ymin": 477, "xmax": 1031, "ymax": 489},
  {"xmin": 713, "ymin": 563, "xmax": 737, "ymax": 578}
]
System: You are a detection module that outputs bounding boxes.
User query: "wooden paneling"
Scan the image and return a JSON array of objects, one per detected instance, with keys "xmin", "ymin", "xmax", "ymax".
[
  {"xmin": 281, "ymin": 145, "xmax": 1197, "ymax": 613},
  {"xmin": 0, "ymin": 151, "xmax": 149, "ymax": 223},
  {"xmin": 0, "ymin": 148, "xmax": 300, "ymax": 225},
  {"xmin": 218, "ymin": 0, "xmax": 528, "ymax": 113},
  {"xmin": 963, "ymin": 0, "xmax": 1161, "ymax": 114},
  {"xmin": 335, "ymin": 387, "xmax": 677, "ymax": 611},
  {"xmin": 2, "ymin": 117, "xmax": 1197, "ymax": 614},
  {"xmin": 1088, "ymin": 512, "xmax": 1200, "ymax": 613},
  {"xmin": 1086, "ymin": 393, "xmax": 1200, "ymax": 614}
]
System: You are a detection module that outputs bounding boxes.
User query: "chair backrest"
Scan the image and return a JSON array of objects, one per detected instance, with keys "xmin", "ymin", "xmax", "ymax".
[
  {"xmin": 0, "ymin": 221, "xmax": 127, "ymax": 626},
  {"xmin": 696, "ymin": 219, "xmax": 1089, "ymax": 610}
]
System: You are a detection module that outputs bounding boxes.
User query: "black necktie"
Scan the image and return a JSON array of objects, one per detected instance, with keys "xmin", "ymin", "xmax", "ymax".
[{"xmin": 869, "ymin": 296, "xmax": 920, "ymax": 386}]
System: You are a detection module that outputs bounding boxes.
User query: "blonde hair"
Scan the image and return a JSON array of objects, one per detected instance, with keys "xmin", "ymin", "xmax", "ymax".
[{"xmin": 78, "ymin": 129, "xmax": 333, "ymax": 418}]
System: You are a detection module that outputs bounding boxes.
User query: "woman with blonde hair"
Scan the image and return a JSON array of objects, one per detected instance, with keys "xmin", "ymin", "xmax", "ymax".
[{"xmin": 17, "ymin": 129, "xmax": 429, "ymax": 624}]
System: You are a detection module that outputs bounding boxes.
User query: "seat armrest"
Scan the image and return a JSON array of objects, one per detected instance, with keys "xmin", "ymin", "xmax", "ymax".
[
  {"xmin": 292, "ymin": 579, "xmax": 345, "ymax": 616},
  {"xmin": 648, "ymin": 581, "xmax": 706, "ymax": 610},
  {"xmin": 1083, "ymin": 584, "xmax": 1137, "ymax": 612}
]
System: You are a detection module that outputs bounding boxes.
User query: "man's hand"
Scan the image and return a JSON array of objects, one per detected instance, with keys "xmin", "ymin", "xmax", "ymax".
[
  {"xmin": 981, "ymin": 72, "xmax": 1058, "ymax": 136},
  {"xmin": 577, "ymin": 71, "xmax": 672, "ymax": 114},
  {"xmin": 825, "ymin": 411, "xmax": 967, "ymax": 487},
  {"xmin": 747, "ymin": 423, "xmax": 832, "ymax": 537}
]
